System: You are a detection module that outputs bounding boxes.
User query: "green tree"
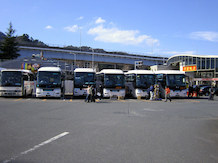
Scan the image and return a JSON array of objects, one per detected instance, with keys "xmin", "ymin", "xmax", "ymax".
[{"xmin": 0, "ymin": 22, "xmax": 20, "ymax": 60}]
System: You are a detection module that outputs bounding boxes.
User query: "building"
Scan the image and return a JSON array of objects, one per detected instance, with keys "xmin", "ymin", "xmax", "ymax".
[
  {"xmin": 0, "ymin": 46, "xmax": 168, "ymax": 72},
  {"xmin": 167, "ymin": 54, "xmax": 218, "ymax": 85}
]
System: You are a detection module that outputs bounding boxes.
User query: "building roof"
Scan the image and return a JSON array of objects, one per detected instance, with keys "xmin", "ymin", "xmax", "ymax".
[{"xmin": 168, "ymin": 54, "xmax": 218, "ymax": 61}]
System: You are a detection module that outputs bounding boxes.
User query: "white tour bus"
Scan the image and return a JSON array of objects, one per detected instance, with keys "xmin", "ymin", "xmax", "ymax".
[
  {"xmin": 125, "ymin": 70, "xmax": 155, "ymax": 98},
  {"xmin": 73, "ymin": 68, "xmax": 96, "ymax": 96},
  {"xmin": 0, "ymin": 69, "xmax": 34, "ymax": 97},
  {"xmin": 36, "ymin": 67, "xmax": 63, "ymax": 98},
  {"xmin": 96, "ymin": 69, "xmax": 125, "ymax": 98},
  {"xmin": 155, "ymin": 70, "xmax": 187, "ymax": 98}
]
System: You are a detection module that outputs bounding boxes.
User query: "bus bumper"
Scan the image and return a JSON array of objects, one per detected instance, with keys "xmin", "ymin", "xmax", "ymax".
[
  {"xmin": 135, "ymin": 89, "xmax": 148, "ymax": 98},
  {"xmin": 0, "ymin": 87, "xmax": 23, "ymax": 96},
  {"xmin": 36, "ymin": 88, "xmax": 61, "ymax": 98},
  {"xmin": 73, "ymin": 88, "xmax": 87, "ymax": 96},
  {"xmin": 103, "ymin": 89, "xmax": 125, "ymax": 98},
  {"xmin": 170, "ymin": 90, "xmax": 188, "ymax": 98}
]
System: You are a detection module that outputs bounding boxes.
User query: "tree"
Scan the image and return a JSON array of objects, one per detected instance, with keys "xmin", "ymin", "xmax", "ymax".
[{"xmin": 0, "ymin": 22, "xmax": 20, "ymax": 60}]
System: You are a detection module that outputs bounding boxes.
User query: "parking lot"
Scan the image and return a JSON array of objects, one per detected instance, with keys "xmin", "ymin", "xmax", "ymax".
[{"xmin": 1, "ymin": 96, "xmax": 218, "ymax": 163}]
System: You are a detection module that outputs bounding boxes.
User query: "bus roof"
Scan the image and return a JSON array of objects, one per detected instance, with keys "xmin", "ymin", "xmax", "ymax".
[
  {"xmin": 1, "ymin": 69, "xmax": 33, "ymax": 73},
  {"xmin": 74, "ymin": 68, "xmax": 95, "ymax": 73},
  {"xmin": 97, "ymin": 69, "xmax": 124, "ymax": 74},
  {"xmin": 0, "ymin": 67, "xmax": 6, "ymax": 71},
  {"xmin": 154, "ymin": 70, "xmax": 185, "ymax": 75},
  {"xmin": 125, "ymin": 70, "xmax": 154, "ymax": 75},
  {"xmin": 38, "ymin": 67, "xmax": 61, "ymax": 72}
]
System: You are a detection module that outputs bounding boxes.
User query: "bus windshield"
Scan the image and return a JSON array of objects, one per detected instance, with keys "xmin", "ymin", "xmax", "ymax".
[
  {"xmin": 136, "ymin": 74, "xmax": 155, "ymax": 88},
  {"xmin": 0, "ymin": 71, "xmax": 22, "ymax": 87},
  {"xmin": 37, "ymin": 71, "xmax": 61, "ymax": 88},
  {"xmin": 74, "ymin": 72, "xmax": 95, "ymax": 87},
  {"xmin": 166, "ymin": 74, "xmax": 186, "ymax": 87},
  {"xmin": 104, "ymin": 74, "xmax": 125, "ymax": 88}
]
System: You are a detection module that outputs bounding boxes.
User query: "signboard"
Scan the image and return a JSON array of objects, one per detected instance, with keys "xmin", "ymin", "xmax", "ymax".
[
  {"xmin": 183, "ymin": 65, "xmax": 197, "ymax": 72},
  {"xmin": 21, "ymin": 63, "xmax": 40, "ymax": 73}
]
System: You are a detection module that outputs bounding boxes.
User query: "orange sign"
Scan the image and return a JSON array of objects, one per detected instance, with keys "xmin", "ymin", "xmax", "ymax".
[{"xmin": 183, "ymin": 65, "xmax": 197, "ymax": 72}]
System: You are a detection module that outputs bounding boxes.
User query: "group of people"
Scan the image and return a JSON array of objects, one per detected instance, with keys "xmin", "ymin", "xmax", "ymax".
[
  {"xmin": 85, "ymin": 84, "xmax": 103, "ymax": 103},
  {"xmin": 85, "ymin": 85, "xmax": 96, "ymax": 103},
  {"xmin": 85, "ymin": 84, "xmax": 216, "ymax": 102},
  {"xmin": 147, "ymin": 84, "xmax": 171, "ymax": 102},
  {"xmin": 188, "ymin": 84, "xmax": 215, "ymax": 100}
]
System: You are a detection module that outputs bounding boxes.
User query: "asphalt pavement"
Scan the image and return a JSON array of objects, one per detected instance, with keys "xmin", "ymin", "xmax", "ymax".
[{"xmin": 0, "ymin": 96, "xmax": 218, "ymax": 163}]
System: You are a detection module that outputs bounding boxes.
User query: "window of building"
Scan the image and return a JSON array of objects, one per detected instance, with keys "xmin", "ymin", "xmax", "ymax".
[
  {"xmin": 211, "ymin": 58, "xmax": 214, "ymax": 69},
  {"xmin": 193, "ymin": 57, "xmax": 196, "ymax": 64},
  {"xmin": 206, "ymin": 58, "xmax": 210, "ymax": 69},
  {"xmin": 189, "ymin": 57, "xmax": 192, "ymax": 65},
  {"xmin": 216, "ymin": 59, "xmax": 218, "ymax": 72},
  {"xmin": 202, "ymin": 58, "xmax": 205, "ymax": 69},
  {"xmin": 182, "ymin": 56, "xmax": 185, "ymax": 62},
  {"xmin": 185, "ymin": 56, "xmax": 188, "ymax": 65},
  {"xmin": 197, "ymin": 57, "xmax": 201, "ymax": 69},
  {"xmin": 84, "ymin": 62, "xmax": 91, "ymax": 68}
]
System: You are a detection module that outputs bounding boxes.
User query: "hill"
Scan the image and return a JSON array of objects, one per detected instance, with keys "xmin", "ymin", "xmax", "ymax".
[
  {"xmin": 16, "ymin": 34, "xmax": 48, "ymax": 47},
  {"xmin": 0, "ymin": 31, "xmax": 47, "ymax": 47}
]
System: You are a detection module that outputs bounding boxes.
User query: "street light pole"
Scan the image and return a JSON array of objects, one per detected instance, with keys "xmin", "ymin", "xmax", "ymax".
[
  {"xmin": 92, "ymin": 48, "xmax": 94, "ymax": 69},
  {"xmin": 70, "ymin": 52, "xmax": 76, "ymax": 69}
]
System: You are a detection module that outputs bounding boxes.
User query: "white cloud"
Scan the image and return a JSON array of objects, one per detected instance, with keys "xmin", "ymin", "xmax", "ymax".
[
  {"xmin": 95, "ymin": 17, "xmax": 106, "ymax": 24},
  {"xmin": 88, "ymin": 25, "xmax": 159, "ymax": 46},
  {"xmin": 45, "ymin": 25, "xmax": 53, "ymax": 29},
  {"xmin": 64, "ymin": 25, "xmax": 79, "ymax": 32},
  {"xmin": 190, "ymin": 31, "xmax": 218, "ymax": 42},
  {"xmin": 77, "ymin": 16, "xmax": 84, "ymax": 20}
]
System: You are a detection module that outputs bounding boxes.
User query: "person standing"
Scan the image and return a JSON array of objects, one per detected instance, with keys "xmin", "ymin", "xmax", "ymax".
[
  {"xmin": 188, "ymin": 85, "xmax": 193, "ymax": 98},
  {"xmin": 146, "ymin": 87, "xmax": 150, "ymax": 100},
  {"xmin": 85, "ymin": 85, "xmax": 91, "ymax": 103},
  {"xmin": 91, "ymin": 85, "xmax": 96, "ymax": 102},
  {"xmin": 195, "ymin": 85, "xmax": 200, "ymax": 98},
  {"xmin": 98, "ymin": 84, "xmax": 103, "ymax": 100},
  {"xmin": 149, "ymin": 85, "xmax": 154, "ymax": 101},
  {"xmin": 208, "ymin": 86, "xmax": 215, "ymax": 100},
  {"xmin": 165, "ymin": 86, "xmax": 171, "ymax": 102}
]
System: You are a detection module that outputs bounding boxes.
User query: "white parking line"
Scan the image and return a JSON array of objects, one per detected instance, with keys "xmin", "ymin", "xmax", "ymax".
[{"xmin": 3, "ymin": 132, "xmax": 69, "ymax": 163}]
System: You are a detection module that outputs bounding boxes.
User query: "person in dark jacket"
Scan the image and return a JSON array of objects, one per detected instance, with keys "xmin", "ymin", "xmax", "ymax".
[
  {"xmin": 188, "ymin": 85, "xmax": 193, "ymax": 98},
  {"xmin": 146, "ymin": 87, "xmax": 150, "ymax": 100},
  {"xmin": 90, "ymin": 85, "xmax": 96, "ymax": 102},
  {"xmin": 99, "ymin": 84, "xmax": 103, "ymax": 100},
  {"xmin": 208, "ymin": 86, "xmax": 215, "ymax": 100},
  {"xmin": 149, "ymin": 85, "xmax": 154, "ymax": 100}
]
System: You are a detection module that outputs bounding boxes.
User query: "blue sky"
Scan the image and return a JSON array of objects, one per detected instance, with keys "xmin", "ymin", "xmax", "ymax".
[{"xmin": 1, "ymin": 0, "xmax": 218, "ymax": 57}]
